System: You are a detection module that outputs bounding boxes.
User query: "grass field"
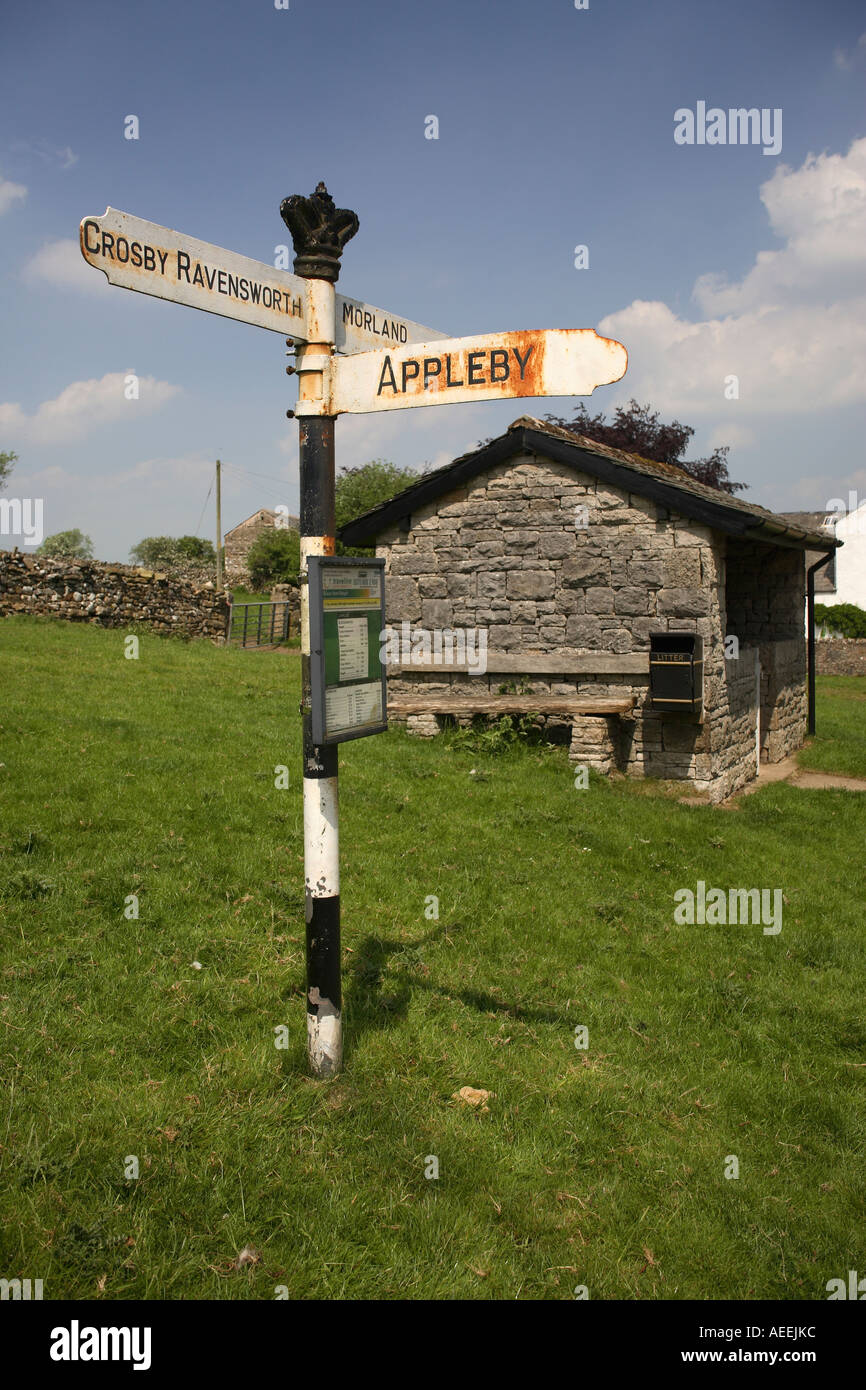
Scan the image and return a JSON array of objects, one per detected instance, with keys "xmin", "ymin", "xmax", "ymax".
[
  {"xmin": 796, "ymin": 675, "xmax": 866, "ymax": 779},
  {"xmin": 1, "ymin": 616, "xmax": 865, "ymax": 1300}
]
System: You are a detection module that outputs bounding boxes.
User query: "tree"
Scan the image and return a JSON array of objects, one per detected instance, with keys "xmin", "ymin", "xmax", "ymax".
[
  {"xmin": 0, "ymin": 450, "xmax": 17, "ymax": 491},
  {"xmin": 130, "ymin": 535, "xmax": 215, "ymax": 568},
  {"xmin": 541, "ymin": 399, "xmax": 747, "ymax": 495},
  {"xmin": 335, "ymin": 458, "xmax": 425, "ymax": 554},
  {"xmin": 815, "ymin": 602, "xmax": 866, "ymax": 640},
  {"xmin": 247, "ymin": 527, "xmax": 301, "ymax": 588},
  {"xmin": 37, "ymin": 529, "xmax": 93, "ymax": 559},
  {"xmin": 175, "ymin": 535, "xmax": 216, "ymax": 564}
]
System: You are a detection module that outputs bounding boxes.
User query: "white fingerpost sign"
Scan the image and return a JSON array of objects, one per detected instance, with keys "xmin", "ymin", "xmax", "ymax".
[{"xmin": 78, "ymin": 185, "xmax": 628, "ymax": 1082}]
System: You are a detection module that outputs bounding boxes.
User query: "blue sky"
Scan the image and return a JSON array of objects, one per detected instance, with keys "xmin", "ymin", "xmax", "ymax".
[{"xmin": 1, "ymin": 0, "xmax": 865, "ymax": 559}]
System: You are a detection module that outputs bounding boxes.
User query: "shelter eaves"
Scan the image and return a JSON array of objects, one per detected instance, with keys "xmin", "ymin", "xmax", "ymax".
[{"xmin": 339, "ymin": 416, "xmax": 839, "ymax": 555}]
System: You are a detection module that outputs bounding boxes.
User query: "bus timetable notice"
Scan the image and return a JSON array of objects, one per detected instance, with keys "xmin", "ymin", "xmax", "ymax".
[{"xmin": 308, "ymin": 557, "xmax": 388, "ymax": 745}]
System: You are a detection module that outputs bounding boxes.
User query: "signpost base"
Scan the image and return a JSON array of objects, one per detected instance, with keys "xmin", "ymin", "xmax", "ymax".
[{"xmin": 302, "ymin": 759, "xmax": 342, "ymax": 1076}]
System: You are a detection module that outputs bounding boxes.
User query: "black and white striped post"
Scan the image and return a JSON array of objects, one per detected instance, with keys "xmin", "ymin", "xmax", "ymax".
[{"xmin": 282, "ymin": 185, "xmax": 359, "ymax": 1077}]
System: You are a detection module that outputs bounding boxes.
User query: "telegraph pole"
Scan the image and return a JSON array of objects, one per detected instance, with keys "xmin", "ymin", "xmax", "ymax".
[
  {"xmin": 282, "ymin": 184, "xmax": 359, "ymax": 1077},
  {"xmin": 215, "ymin": 458, "xmax": 223, "ymax": 591}
]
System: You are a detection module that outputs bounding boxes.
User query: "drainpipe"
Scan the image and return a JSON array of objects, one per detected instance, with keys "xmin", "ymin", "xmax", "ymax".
[
  {"xmin": 754, "ymin": 647, "xmax": 761, "ymax": 776},
  {"xmin": 806, "ymin": 553, "xmax": 834, "ymax": 736}
]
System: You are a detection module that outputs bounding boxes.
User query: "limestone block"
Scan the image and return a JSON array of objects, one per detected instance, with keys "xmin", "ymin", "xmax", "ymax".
[
  {"xmin": 560, "ymin": 553, "xmax": 611, "ymax": 588},
  {"xmin": 406, "ymin": 714, "xmax": 441, "ymax": 738},
  {"xmin": 584, "ymin": 587, "xmax": 616, "ymax": 615},
  {"xmin": 418, "ymin": 575, "xmax": 447, "ymax": 599},
  {"xmin": 627, "ymin": 559, "xmax": 663, "ymax": 587},
  {"xmin": 657, "ymin": 587, "xmax": 709, "ymax": 617},
  {"xmin": 663, "ymin": 551, "xmax": 702, "ymax": 587},
  {"xmin": 506, "ymin": 570, "xmax": 555, "ymax": 600},
  {"xmin": 478, "ymin": 571, "xmax": 507, "ymax": 601},
  {"xmin": 421, "ymin": 599, "xmax": 453, "ymax": 628},
  {"xmin": 539, "ymin": 533, "xmax": 577, "ymax": 559},
  {"xmin": 447, "ymin": 574, "xmax": 473, "ymax": 600},
  {"xmin": 385, "ymin": 576, "xmax": 421, "ymax": 621},
  {"xmin": 389, "ymin": 553, "xmax": 437, "ymax": 577},
  {"xmin": 511, "ymin": 602, "xmax": 537, "ymax": 622},
  {"xmin": 565, "ymin": 615, "xmax": 602, "ymax": 645},
  {"xmin": 504, "ymin": 530, "xmax": 541, "ymax": 553},
  {"xmin": 614, "ymin": 587, "xmax": 649, "ymax": 616}
]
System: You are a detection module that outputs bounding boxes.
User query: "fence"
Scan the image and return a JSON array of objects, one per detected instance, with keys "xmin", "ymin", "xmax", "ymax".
[{"xmin": 228, "ymin": 599, "xmax": 293, "ymax": 648}]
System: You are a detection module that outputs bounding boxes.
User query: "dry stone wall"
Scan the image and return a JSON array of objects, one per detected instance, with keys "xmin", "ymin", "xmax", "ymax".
[
  {"xmin": 817, "ymin": 639, "xmax": 866, "ymax": 676},
  {"xmin": 0, "ymin": 551, "xmax": 229, "ymax": 643}
]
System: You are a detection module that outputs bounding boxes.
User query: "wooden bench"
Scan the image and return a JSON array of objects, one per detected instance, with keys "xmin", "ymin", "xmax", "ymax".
[{"xmin": 388, "ymin": 696, "xmax": 635, "ymax": 717}]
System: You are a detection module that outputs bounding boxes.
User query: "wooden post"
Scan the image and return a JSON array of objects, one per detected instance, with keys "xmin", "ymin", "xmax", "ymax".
[{"xmin": 215, "ymin": 459, "xmax": 223, "ymax": 591}]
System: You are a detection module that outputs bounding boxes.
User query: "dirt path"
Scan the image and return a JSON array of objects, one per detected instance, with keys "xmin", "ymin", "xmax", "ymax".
[{"xmin": 734, "ymin": 755, "xmax": 866, "ymax": 799}]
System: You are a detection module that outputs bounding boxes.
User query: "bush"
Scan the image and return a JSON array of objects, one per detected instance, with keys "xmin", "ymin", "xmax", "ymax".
[
  {"xmin": 130, "ymin": 536, "xmax": 215, "ymax": 569},
  {"xmin": 246, "ymin": 527, "xmax": 300, "ymax": 588},
  {"xmin": 37, "ymin": 529, "xmax": 93, "ymax": 559},
  {"xmin": 815, "ymin": 602, "xmax": 866, "ymax": 639},
  {"xmin": 444, "ymin": 713, "xmax": 544, "ymax": 754}
]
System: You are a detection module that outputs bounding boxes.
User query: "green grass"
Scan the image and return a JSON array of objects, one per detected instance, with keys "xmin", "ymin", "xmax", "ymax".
[
  {"xmin": 228, "ymin": 587, "xmax": 269, "ymax": 605},
  {"xmin": 797, "ymin": 676, "xmax": 866, "ymax": 779},
  {"xmin": 1, "ymin": 616, "xmax": 865, "ymax": 1300}
]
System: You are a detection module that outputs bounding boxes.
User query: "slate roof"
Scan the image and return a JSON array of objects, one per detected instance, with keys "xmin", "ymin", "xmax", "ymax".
[
  {"xmin": 778, "ymin": 511, "xmax": 835, "ymax": 533},
  {"xmin": 225, "ymin": 507, "xmax": 299, "ymax": 536},
  {"xmin": 339, "ymin": 416, "xmax": 839, "ymax": 553},
  {"xmin": 778, "ymin": 513, "xmax": 838, "ymax": 590}
]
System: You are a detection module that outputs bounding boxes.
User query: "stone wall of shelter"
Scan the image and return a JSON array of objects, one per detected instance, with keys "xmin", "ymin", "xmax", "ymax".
[{"xmin": 375, "ymin": 451, "xmax": 804, "ymax": 799}]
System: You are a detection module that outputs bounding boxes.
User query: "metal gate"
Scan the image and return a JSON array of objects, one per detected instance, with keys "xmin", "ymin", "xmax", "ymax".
[{"xmin": 228, "ymin": 599, "xmax": 293, "ymax": 648}]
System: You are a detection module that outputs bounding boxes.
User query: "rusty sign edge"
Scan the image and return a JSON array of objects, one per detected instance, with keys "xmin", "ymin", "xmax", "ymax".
[{"xmin": 326, "ymin": 327, "xmax": 628, "ymax": 415}]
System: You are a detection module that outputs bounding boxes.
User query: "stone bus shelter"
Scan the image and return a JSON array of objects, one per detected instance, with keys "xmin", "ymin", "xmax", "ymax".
[{"xmin": 340, "ymin": 417, "xmax": 838, "ymax": 802}]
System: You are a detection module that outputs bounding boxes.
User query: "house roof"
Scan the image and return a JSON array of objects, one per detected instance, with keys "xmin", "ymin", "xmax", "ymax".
[
  {"xmin": 339, "ymin": 416, "xmax": 839, "ymax": 553},
  {"xmin": 778, "ymin": 511, "xmax": 835, "ymax": 533},
  {"xmin": 224, "ymin": 508, "xmax": 298, "ymax": 537},
  {"xmin": 777, "ymin": 513, "xmax": 838, "ymax": 589}
]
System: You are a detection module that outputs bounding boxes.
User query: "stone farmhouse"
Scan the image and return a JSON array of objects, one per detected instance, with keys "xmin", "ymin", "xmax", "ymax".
[
  {"xmin": 223, "ymin": 507, "xmax": 299, "ymax": 586},
  {"xmin": 340, "ymin": 417, "xmax": 838, "ymax": 802}
]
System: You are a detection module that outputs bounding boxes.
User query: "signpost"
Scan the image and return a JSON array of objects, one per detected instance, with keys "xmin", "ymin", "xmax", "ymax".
[
  {"xmin": 79, "ymin": 182, "xmax": 627, "ymax": 1079},
  {"xmin": 80, "ymin": 208, "xmax": 309, "ymax": 339},
  {"xmin": 328, "ymin": 328, "xmax": 627, "ymax": 414},
  {"xmin": 334, "ymin": 295, "xmax": 447, "ymax": 355},
  {"xmin": 80, "ymin": 207, "xmax": 446, "ymax": 352}
]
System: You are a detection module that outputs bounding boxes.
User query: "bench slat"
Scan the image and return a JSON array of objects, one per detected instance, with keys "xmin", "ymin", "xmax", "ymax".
[{"xmin": 388, "ymin": 696, "xmax": 635, "ymax": 716}]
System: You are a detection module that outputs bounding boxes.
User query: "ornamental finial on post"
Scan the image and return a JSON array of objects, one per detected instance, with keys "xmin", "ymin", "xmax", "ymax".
[{"xmin": 279, "ymin": 182, "xmax": 359, "ymax": 282}]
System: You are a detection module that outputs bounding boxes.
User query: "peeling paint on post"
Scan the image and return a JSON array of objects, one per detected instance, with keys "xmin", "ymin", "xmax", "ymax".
[{"xmin": 285, "ymin": 183, "xmax": 359, "ymax": 1077}]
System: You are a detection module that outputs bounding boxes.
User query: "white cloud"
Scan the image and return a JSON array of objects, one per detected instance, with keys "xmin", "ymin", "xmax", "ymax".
[
  {"xmin": 23, "ymin": 238, "xmax": 110, "ymax": 293},
  {"xmin": 599, "ymin": 138, "xmax": 866, "ymax": 417},
  {"xmin": 692, "ymin": 139, "xmax": 866, "ymax": 313},
  {"xmin": 9, "ymin": 138, "xmax": 78, "ymax": 170},
  {"xmin": 0, "ymin": 174, "xmax": 27, "ymax": 216},
  {"xmin": 834, "ymin": 33, "xmax": 866, "ymax": 71},
  {"xmin": 0, "ymin": 373, "xmax": 181, "ymax": 446}
]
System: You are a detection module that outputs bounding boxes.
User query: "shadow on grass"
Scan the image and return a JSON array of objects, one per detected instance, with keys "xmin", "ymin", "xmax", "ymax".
[{"xmin": 343, "ymin": 918, "xmax": 567, "ymax": 1058}]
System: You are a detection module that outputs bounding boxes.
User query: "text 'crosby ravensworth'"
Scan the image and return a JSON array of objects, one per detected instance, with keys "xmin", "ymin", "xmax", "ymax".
[
  {"xmin": 378, "ymin": 344, "xmax": 535, "ymax": 396},
  {"xmin": 81, "ymin": 220, "xmax": 303, "ymax": 320}
]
